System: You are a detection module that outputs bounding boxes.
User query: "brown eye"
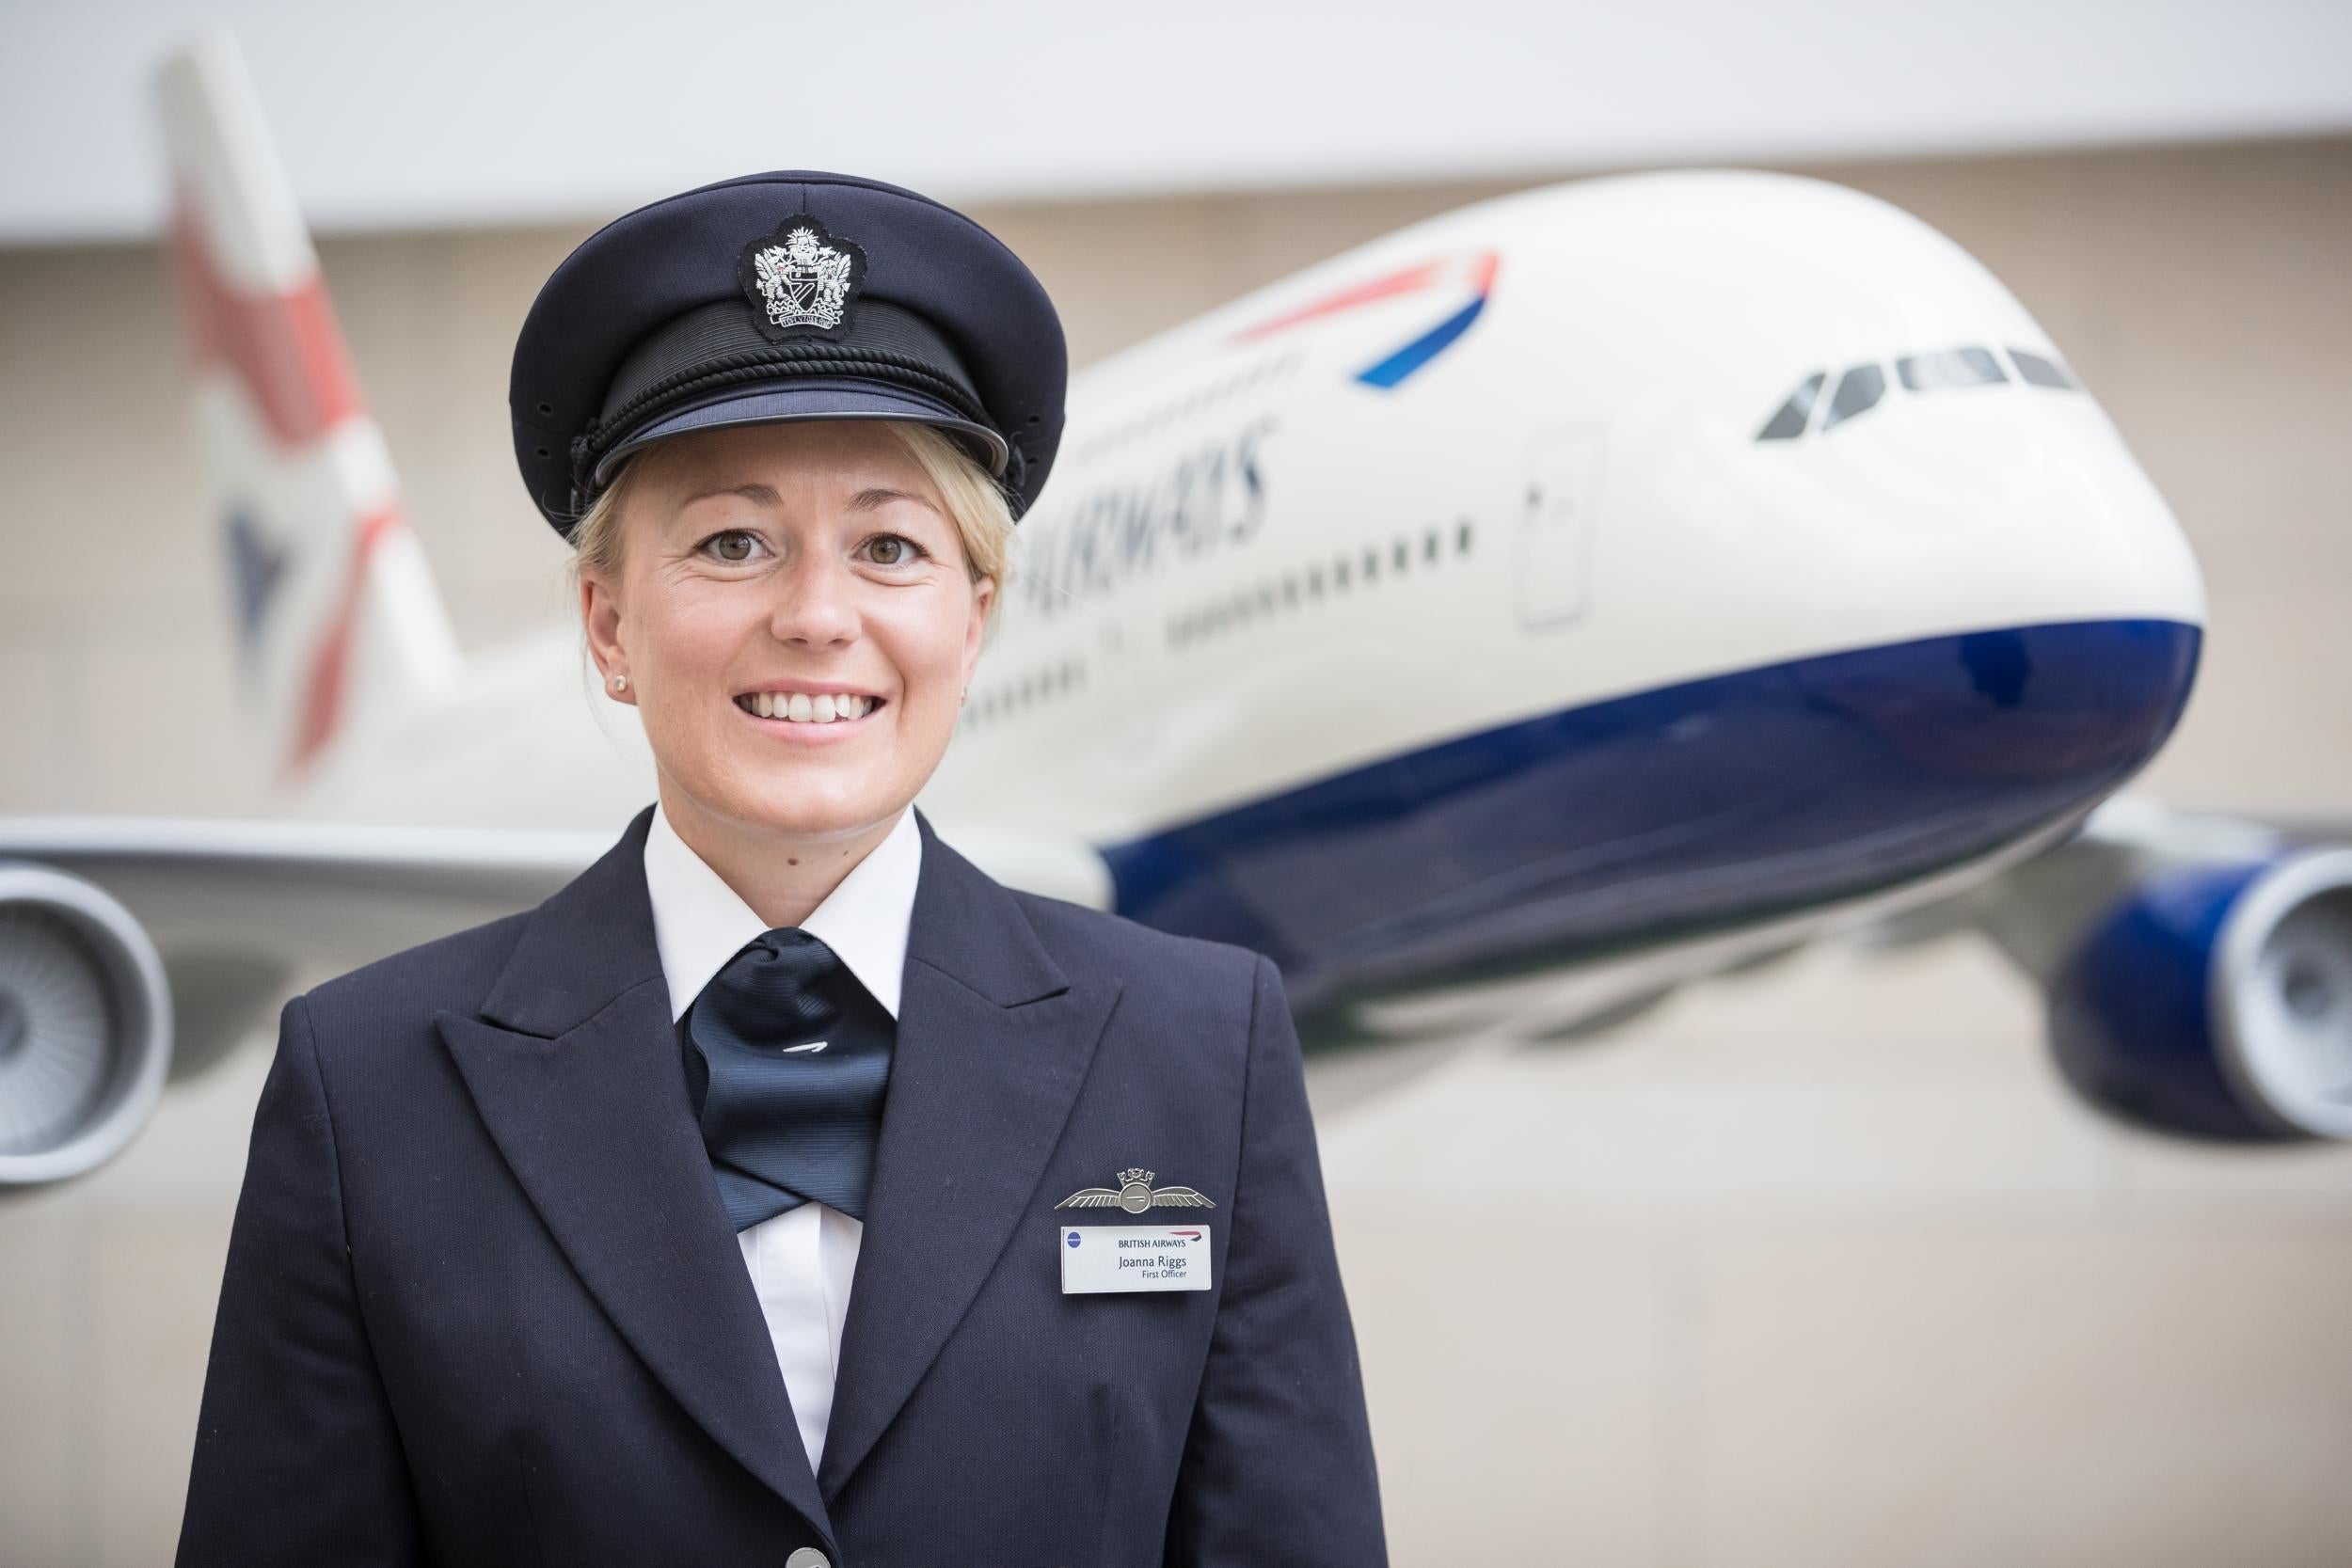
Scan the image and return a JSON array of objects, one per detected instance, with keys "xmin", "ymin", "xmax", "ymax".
[
  {"xmin": 866, "ymin": 532, "xmax": 930, "ymax": 567},
  {"xmin": 701, "ymin": 530, "xmax": 761, "ymax": 562}
]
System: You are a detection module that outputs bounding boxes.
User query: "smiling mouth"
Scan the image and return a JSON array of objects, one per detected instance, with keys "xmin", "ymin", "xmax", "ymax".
[{"xmin": 733, "ymin": 691, "xmax": 885, "ymax": 724}]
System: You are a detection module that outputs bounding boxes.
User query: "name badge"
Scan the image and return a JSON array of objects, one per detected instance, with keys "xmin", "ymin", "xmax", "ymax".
[{"xmin": 1058, "ymin": 1224, "xmax": 1212, "ymax": 1293}]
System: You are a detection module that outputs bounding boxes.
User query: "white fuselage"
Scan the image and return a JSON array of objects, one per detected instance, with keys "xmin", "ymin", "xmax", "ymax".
[{"xmin": 304, "ymin": 169, "xmax": 2201, "ymax": 834}]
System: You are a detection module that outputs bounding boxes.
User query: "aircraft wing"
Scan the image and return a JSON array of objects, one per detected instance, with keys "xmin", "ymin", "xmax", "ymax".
[
  {"xmin": 1839, "ymin": 789, "xmax": 2342, "ymax": 977},
  {"xmin": 0, "ymin": 811, "xmax": 1115, "ymax": 1084},
  {"xmin": 0, "ymin": 816, "xmax": 611, "ymax": 1083}
]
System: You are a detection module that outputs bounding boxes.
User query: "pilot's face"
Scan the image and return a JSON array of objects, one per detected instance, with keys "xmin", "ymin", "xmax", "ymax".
[{"xmin": 582, "ymin": 420, "xmax": 992, "ymax": 866}]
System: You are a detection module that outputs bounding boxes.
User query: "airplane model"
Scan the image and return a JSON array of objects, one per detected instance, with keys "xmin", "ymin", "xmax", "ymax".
[{"xmin": 4, "ymin": 25, "xmax": 2347, "ymax": 1190}]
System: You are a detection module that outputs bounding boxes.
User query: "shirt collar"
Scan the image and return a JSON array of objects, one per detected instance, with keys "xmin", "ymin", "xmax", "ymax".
[{"xmin": 642, "ymin": 797, "xmax": 923, "ymax": 1022}]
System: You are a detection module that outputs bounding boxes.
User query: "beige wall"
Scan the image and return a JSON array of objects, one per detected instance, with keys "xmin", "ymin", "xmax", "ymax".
[{"xmin": 3, "ymin": 137, "xmax": 2350, "ymax": 1563}]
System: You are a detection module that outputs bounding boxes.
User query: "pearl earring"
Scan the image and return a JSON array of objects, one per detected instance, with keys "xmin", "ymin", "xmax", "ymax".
[{"xmin": 611, "ymin": 674, "xmax": 628, "ymax": 692}]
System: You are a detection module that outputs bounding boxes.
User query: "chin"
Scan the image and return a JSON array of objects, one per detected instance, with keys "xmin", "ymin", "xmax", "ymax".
[{"xmin": 724, "ymin": 771, "xmax": 906, "ymax": 839}]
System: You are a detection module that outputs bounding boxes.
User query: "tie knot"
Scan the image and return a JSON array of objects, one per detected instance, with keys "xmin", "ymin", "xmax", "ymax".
[
  {"xmin": 744, "ymin": 927, "xmax": 842, "ymax": 981},
  {"xmin": 694, "ymin": 927, "xmax": 848, "ymax": 1037}
]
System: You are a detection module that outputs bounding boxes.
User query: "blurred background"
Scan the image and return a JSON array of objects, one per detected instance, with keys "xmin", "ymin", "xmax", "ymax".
[{"xmin": 4, "ymin": 2, "xmax": 2351, "ymax": 1563}]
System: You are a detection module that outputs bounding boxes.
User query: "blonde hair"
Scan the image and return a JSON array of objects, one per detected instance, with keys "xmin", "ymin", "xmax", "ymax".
[{"xmin": 565, "ymin": 418, "xmax": 1016, "ymax": 632}]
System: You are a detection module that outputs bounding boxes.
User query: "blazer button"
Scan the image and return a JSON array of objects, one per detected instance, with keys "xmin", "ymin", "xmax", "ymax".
[{"xmin": 785, "ymin": 1551, "xmax": 830, "ymax": 1568}]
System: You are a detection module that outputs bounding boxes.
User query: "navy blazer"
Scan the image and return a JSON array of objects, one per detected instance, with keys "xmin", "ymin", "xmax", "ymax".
[{"xmin": 175, "ymin": 801, "xmax": 1386, "ymax": 1567}]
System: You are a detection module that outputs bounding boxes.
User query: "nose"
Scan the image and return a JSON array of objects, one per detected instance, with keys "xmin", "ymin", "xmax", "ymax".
[{"xmin": 765, "ymin": 546, "xmax": 861, "ymax": 647}]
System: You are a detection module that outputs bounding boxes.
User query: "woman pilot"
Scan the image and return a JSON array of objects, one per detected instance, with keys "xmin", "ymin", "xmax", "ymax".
[{"xmin": 175, "ymin": 170, "xmax": 1387, "ymax": 1568}]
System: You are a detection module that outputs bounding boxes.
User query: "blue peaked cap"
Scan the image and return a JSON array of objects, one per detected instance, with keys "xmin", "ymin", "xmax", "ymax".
[{"xmin": 510, "ymin": 170, "xmax": 1068, "ymax": 541}]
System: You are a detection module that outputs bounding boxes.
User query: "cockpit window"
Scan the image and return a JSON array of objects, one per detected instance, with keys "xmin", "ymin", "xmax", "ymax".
[
  {"xmin": 1896, "ymin": 347, "xmax": 2006, "ymax": 391},
  {"xmin": 1756, "ymin": 372, "xmax": 1826, "ymax": 441},
  {"xmin": 1821, "ymin": 364, "xmax": 1886, "ymax": 432},
  {"xmin": 2008, "ymin": 348, "xmax": 2077, "ymax": 389},
  {"xmin": 1756, "ymin": 345, "xmax": 2083, "ymax": 442}
]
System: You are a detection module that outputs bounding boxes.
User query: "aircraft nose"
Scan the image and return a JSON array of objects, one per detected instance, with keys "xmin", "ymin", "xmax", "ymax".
[{"xmin": 1783, "ymin": 616, "xmax": 2203, "ymax": 852}]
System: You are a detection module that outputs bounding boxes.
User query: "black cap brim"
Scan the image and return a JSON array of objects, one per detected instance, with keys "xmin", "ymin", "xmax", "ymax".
[{"xmin": 592, "ymin": 381, "xmax": 1012, "ymax": 489}]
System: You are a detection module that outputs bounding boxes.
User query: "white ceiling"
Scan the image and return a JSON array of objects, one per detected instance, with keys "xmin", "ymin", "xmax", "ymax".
[{"xmin": 7, "ymin": 0, "xmax": 2351, "ymax": 245}]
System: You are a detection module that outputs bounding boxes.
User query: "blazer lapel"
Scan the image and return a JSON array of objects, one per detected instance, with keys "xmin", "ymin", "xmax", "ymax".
[
  {"xmin": 433, "ymin": 802, "xmax": 836, "ymax": 1551},
  {"xmin": 816, "ymin": 806, "xmax": 1122, "ymax": 1499}
]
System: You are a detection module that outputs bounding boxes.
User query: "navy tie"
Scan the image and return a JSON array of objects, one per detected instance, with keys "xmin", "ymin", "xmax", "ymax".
[{"xmin": 681, "ymin": 927, "xmax": 895, "ymax": 1229}]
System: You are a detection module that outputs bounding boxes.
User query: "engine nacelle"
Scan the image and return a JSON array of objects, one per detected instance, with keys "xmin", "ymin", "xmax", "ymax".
[
  {"xmin": 0, "ymin": 863, "xmax": 174, "ymax": 1187},
  {"xmin": 2049, "ymin": 847, "xmax": 2352, "ymax": 1141}
]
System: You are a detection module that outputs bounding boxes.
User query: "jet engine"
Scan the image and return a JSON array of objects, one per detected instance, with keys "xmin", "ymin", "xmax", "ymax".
[
  {"xmin": 2048, "ymin": 847, "xmax": 2352, "ymax": 1141},
  {"xmin": 0, "ymin": 863, "xmax": 173, "ymax": 1187}
]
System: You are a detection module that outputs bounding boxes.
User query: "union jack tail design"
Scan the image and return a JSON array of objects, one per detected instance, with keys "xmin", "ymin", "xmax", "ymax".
[{"xmin": 152, "ymin": 25, "xmax": 460, "ymax": 790}]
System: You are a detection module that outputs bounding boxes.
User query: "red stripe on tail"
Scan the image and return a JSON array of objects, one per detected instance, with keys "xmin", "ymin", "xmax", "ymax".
[
  {"xmin": 281, "ymin": 504, "xmax": 402, "ymax": 780},
  {"xmin": 165, "ymin": 188, "xmax": 364, "ymax": 448}
]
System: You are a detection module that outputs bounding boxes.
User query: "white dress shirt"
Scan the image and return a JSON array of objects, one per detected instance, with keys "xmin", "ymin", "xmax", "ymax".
[{"xmin": 642, "ymin": 797, "xmax": 922, "ymax": 1478}]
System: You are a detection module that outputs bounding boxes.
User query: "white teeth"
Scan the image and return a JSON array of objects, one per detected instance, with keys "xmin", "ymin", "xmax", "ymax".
[{"xmin": 740, "ymin": 692, "xmax": 872, "ymax": 723}]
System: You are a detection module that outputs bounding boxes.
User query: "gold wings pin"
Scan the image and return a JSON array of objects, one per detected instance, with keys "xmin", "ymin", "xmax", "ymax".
[{"xmin": 1055, "ymin": 1167, "xmax": 1216, "ymax": 1214}]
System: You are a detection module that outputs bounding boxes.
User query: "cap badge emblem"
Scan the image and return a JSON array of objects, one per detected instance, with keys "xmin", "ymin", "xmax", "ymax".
[
  {"xmin": 738, "ymin": 216, "xmax": 866, "ymax": 339},
  {"xmin": 1055, "ymin": 1167, "xmax": 1216, "ymax": 1214}
]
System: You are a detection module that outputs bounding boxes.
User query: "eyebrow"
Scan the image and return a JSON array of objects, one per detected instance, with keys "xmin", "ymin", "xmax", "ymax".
[
  {"xmin": 675, "ymin": 482, "xmax": 942, "ymax": 517},
  {"xmin": 679, "ymin": 482, "xmax": 783, "ymax": 508},
  {"xmin": 849, "ymin": 486, "xmax": 943, "ymax": 517}
]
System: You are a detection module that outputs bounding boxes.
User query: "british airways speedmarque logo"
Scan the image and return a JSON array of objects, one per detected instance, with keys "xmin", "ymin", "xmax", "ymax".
[{"xmin": 1230, "ymin": 250, "xmax": 1500, "ymax": 388}]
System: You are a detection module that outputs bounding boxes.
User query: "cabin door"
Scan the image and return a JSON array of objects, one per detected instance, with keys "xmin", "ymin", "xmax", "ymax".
[{"xmin": 1517, "ymin": 426, "xmax": 1601, "ymax": 630}]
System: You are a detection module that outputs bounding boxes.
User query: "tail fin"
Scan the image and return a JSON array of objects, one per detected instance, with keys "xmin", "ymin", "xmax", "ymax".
[{"xmin": 151, "ymin": 24, "xmax": 461, "ymax": 790}]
